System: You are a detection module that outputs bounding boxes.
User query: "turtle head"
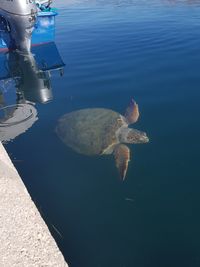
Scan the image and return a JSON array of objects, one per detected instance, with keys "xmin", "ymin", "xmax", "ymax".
[{"xmin": 119, "ymin": 127, "xmax": 149, "ymax": 144}]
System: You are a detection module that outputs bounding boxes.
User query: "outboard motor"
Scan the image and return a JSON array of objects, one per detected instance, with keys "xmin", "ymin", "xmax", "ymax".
[{"xmin": 0, "ymin": 0, "xmax": 37, "ymax": 53}]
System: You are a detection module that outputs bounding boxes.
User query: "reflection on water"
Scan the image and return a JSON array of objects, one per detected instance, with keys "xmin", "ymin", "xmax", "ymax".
[
  {"xmin": 3, "ymin": 0, "xmax": 200, "ymax": 266},
  {"xmin": 0, "ymin": 43, "xmax": 64, "ymax": 142},
  {"xmin": 56, "ymin": 0, "xmax": 200, "ymax": 7},
  {"xmin": 9, "ymin": 51, "xmax": 53, "ymax": 104},
  {"xmin": 0, "ymin": 103, "xmax": 38, "ymax": 142}
]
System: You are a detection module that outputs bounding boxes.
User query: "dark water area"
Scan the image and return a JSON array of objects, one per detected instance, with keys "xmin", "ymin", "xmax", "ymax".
[{"xmin": 2, "ymin": 0, "xmax": 200, "ymax": 266}]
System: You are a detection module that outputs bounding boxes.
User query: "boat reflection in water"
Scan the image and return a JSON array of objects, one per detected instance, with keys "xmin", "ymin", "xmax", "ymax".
[{"xmin": 0, "ymin": 42, "xmax": 65, "ymax": 142}]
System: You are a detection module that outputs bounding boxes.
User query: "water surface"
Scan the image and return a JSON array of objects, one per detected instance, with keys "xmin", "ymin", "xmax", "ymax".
[{"xmin": 2, "ymin": 0, "xmax": 200, "ymax": 266}]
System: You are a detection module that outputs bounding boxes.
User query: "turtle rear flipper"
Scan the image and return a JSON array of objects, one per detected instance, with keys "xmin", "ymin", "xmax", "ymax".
[
  {"xmin": 114, "ymin": 144, "xmax": 130, "ymax": 181},
  {"xmin": 125, "ymin": 99, "xmax": 139, "ymax": 124}
]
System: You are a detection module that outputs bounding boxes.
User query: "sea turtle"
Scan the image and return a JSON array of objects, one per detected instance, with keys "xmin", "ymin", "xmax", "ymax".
[{"xmin": 56, "ymin": 99, "xmax": 149, "ymax": 180}]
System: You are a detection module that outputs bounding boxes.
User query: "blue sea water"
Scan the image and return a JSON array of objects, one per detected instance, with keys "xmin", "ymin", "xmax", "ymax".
[{"xmin": 2, "ymin": 0, "xmax": 200, "ymax": 266}]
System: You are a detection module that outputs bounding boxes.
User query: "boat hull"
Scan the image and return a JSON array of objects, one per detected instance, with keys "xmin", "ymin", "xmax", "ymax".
[{"xmin": 0, "ymin": 11, "xmax": 57, "ymax": 52}]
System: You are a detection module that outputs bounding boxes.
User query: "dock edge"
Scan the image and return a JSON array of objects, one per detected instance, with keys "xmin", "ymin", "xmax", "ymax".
[{"xmin": 0, "ymin": 142, "xmax": 68, "ymax": 267}]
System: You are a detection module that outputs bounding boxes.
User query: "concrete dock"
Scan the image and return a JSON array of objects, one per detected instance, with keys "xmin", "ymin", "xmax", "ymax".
[{"xmin": 0, "ymin": 142, "xmax": 68, "ymax": 267}]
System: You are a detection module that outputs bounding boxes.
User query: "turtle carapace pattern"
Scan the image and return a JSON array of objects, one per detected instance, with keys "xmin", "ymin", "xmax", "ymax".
[{"xmin": 56, "ymin": 99, "xmax": 149, "ymax": 180}]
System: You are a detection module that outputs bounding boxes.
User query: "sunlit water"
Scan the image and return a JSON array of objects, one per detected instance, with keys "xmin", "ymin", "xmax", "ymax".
[{"xmin": 2, "ymin": 0, "xmax": 200, "ymax": 266}]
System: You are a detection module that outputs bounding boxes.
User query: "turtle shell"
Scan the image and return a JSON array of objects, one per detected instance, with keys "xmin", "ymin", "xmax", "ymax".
[{"xmin": 56, "ymin": 108, "xmax": 125, "ymax": 155}]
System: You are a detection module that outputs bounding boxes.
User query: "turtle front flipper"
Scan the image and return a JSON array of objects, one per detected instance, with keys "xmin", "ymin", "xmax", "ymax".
[
  {"xmin": 114, "ymin": 144, "xmax": 130, "ymax": 180},
  {"xmin": 125, "ymin": 99, "xmax": 139, "ymax": 124}
]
